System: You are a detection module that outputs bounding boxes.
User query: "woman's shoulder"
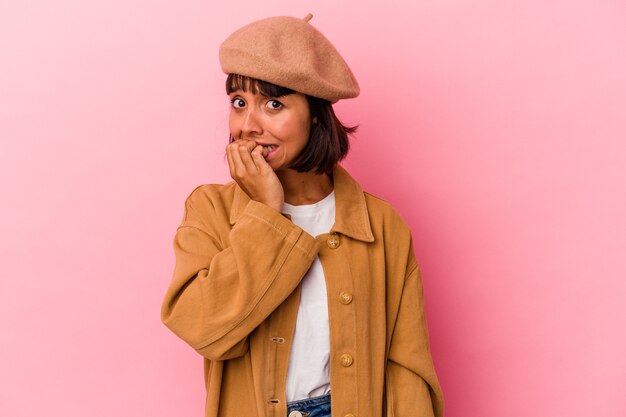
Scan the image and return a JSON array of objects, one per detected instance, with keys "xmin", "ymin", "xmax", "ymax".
[
  {"xmin": 362, "ymin": 190, "xmax": 412, "ymax": 236},
  {"xmin": 177, "ymin": 181, "xmax": 238, "ymax": 229},
  {"xmin": 184, "ymin": 181, "xmax": 237, "ymax": 205},
  {"xmin": 361, "ymin": 190, "xmax": 417, "ymax": 270}
]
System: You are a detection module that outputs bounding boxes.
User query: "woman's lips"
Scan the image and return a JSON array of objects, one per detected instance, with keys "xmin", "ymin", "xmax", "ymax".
[{"xmin": 261, "ymin": 144, "xmax": 278, "ymax": 159}]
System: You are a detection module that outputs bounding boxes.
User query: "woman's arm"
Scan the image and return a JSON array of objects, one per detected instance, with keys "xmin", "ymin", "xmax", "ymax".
[
  {"xmin": 161, "ymin": 187, "xmax": 320, "ymax": 360},
  {"xmin": 384, "ymin": 248, "xmax": 444, "ymax": 417}
]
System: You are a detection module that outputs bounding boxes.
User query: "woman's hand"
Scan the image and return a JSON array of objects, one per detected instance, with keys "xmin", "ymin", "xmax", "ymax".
[{"xmin": 226, "ymin": 139, "xmax": 285, "ymax": 212}]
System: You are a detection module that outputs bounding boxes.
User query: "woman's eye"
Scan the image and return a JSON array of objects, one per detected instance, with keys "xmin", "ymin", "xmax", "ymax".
[
  {"xmin": 231, "ymin": 98, "xmax": 245, "ymax": 109},
  {"xmin": 266, "ymin": 99, "xmax": 283, "ymax": 110}
]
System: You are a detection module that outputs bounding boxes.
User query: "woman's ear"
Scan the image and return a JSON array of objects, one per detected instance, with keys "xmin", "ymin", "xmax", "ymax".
[{"xmin": 312, "ymin": 116, "xmax": 318, "ymax": 124}]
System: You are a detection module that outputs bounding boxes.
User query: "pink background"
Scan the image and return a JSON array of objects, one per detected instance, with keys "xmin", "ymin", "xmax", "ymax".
[{"xmin": 1, "ymin": 1, "xmax": 625, "ymax": 416}]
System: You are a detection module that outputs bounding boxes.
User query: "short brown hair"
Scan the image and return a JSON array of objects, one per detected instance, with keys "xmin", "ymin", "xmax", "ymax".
[{"xmin": 226, "ymin": 73, "xmax": 358, "ymax": 175}]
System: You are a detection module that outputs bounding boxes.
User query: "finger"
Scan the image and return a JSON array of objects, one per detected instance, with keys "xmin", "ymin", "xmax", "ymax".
[
  {"xmin": 251, "ymin": 145, "xmax": 269, "ymax": 169},
  {"xmin": 228, "ymin": 139, "xmax": 258, "ymax": 176},
  {"xmin": 251, "ymin": 143, "xmax": 268, "ymax": 158},
  {"xmin": 244, "ymin": 139, "xmax": 258, "ymax": 151},
  {"xmin": 231, "ymin": 138, "xmax": 257, "ymax": 151},
  {"xmin": 237, "ymin": 141, "xmax": 259, "ymax": 173},
  {"xmin": 226, "ymin": 144, "xmax": 236, "ymax": 178},
  {"xmin": 230, "ymin": 143, "xmax": 248, "ymax": 178}
]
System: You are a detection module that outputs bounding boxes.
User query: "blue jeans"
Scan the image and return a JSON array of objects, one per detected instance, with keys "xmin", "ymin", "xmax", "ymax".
[{"xmin": 286, "ymin": 392, "xmax": 331, "ymax": 417}]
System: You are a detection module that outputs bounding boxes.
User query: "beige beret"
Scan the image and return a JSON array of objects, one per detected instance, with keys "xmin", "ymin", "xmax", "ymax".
[{"xmin": 219, "ymin": 13, "xmax": 360, "ymax": 103}]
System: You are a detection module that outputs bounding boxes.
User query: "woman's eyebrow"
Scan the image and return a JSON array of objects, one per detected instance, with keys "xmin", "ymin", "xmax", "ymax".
[{"xmin": 262, "ymin": 92, "xmax": 294, "ymax": 98}]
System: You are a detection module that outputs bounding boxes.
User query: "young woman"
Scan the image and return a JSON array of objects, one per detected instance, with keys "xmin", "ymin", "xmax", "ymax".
[{"xmin": 161, "ymin": 13, "xmax": 444, "ymax": 417}]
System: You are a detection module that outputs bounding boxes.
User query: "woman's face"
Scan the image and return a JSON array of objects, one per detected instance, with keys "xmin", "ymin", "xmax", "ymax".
[{"xmin": 228, "ymin": 89, "xmax": 316, "ymax": 172}]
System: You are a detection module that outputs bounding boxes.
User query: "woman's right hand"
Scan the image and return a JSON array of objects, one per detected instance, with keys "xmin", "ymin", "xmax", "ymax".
[{"xmin": 226, "ymin": 139, "xmax": 285, "ymax": 212}]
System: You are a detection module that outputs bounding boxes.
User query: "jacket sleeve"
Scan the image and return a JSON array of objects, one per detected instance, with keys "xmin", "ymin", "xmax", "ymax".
[
  {"xmin": 384, "ymin": 246, "xmax": 444, "ymax": 417},
  {"xmin": 161, "ymin": 188, "xmax": 321, "ymax": 360}
]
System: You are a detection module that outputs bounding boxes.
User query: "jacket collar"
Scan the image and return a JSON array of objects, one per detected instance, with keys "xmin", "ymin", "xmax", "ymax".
[{"xmin": 229, "ymin": 164, "xmax": 375, "ymax": 242}]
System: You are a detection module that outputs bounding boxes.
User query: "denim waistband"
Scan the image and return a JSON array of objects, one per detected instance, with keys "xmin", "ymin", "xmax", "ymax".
[{"xmin": 286, "ymin": 392, "xmax": 331, "ymax": 408}]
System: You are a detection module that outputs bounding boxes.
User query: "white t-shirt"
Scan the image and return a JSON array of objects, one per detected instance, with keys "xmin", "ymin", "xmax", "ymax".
[{"xmin": 282, "ymin": 189, "xmax": 335, "ymax": 402}]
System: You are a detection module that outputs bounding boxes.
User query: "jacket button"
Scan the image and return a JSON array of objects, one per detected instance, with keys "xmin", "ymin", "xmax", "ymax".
[
  {"xmin": 270, "ymin": 336, "xmax": 285, "ymax": 343},
  {"xmin": 340, "ymin": 353, "xmax": 353, "ymax": 367},
  {"xmin": 288, "ymin": 412, "xmax": 303, "ymax": 417},
  {"xmin": 327, "ymin": 234, "xmax": 340, "ymax": 249},
  {"xmin": 339, "ymin": 291, "xmax": 353, "ymax": 305},
  {"xmin": 345, "ymin": 414, "xmax": 356, "ymax": 417}
]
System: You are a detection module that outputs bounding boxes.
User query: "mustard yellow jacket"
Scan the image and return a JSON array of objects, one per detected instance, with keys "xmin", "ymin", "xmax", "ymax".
[{"xmin": 161, "ymin": 163, "xmax": 444, "ymax": 417}]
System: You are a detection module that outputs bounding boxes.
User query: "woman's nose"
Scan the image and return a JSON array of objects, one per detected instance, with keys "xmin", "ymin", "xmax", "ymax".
[{"xmin": 241, "ymin": 108, "xmax": 262, "ymax": 136}]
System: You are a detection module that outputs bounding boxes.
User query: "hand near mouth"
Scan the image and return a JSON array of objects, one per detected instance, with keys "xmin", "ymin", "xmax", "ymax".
[{"xmin": 226, "ymin": 139, "xmax": 285, "ymax": 212}]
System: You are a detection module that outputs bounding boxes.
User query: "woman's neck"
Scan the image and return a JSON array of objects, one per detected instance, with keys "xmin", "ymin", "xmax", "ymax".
[{"xmin": 276, "ymin": 169, "xmax": 334, "ymax": 206}]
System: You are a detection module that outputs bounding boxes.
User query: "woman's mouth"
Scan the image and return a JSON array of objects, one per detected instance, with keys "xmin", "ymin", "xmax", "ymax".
[{"xmin": 262, "ymin": 144, "xmax": 278, "ymax": 160}]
